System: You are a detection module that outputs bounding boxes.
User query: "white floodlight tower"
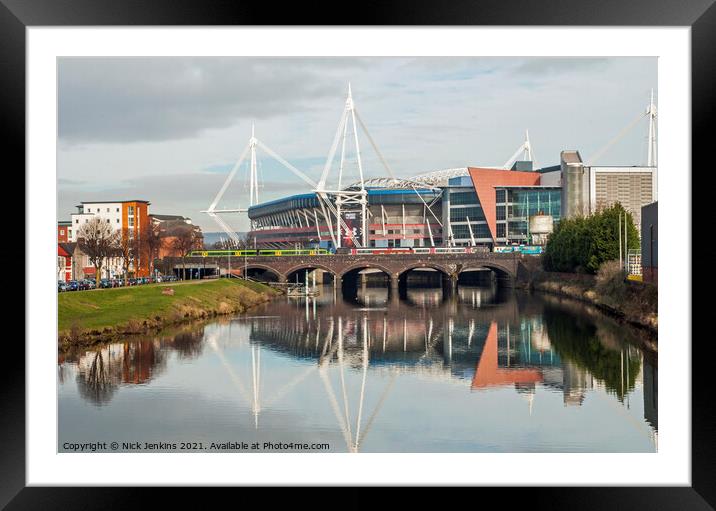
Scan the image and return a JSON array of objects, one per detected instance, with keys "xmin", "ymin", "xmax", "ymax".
[{"xmin": 646, "ymin": 89, "xmax": 658, "ymax": 167}]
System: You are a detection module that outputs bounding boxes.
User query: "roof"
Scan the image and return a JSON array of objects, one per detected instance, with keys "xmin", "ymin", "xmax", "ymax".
[
  {"xmin": 151, "ymin": 214, "xmax": 188, "ymax": 221},
  {"xmin": 77, "ymin": 200, "xmax": 151, "ymax": 205},
  {"xmin": 58, "ymin": 242, "xmax": 77, "ymax": 255},
  {"xmin": 495, "ymin": 185, "xmax": 561, "ymax": 189},
  {"xmin": 561, "ymin": 151, "xmax": 582, "ymax": 164},
  {"xmin": 57, "ymin": 221, "xmax": 72, "ymax": 226},
  {"xmin": 247, "ymin": 188, "xmax": 442, "ymax": 220}
]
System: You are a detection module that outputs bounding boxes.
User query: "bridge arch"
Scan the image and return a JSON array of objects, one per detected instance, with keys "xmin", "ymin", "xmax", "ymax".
[
  {"xmin": 242, "ymin": 263, "xmax": 283, "ymax": 282},
  {"xmin": 459, "ymin": 263, "xmax": 514, "ymax": 280},
  {"xmin": 397, "ymin": 263, "xmax": 451, "ymax": 287},
  {"xmin": 284, "ymin": 263, "xmax": 338, "ymax": 283},
  {"xmin": 398, "ymin": 263, "xmax": 452, "ymax": 277},
  {"xmin": 338, "ymin": 262, "xmax": 395, "ymax": 280}
]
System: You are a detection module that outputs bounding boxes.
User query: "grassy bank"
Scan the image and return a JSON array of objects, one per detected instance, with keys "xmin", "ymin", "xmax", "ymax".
[
  {"xmin": 58, "ymin": 279, "xmax": 279, "ymax": 349},
  {"xmin": 527, "ymin": 267, "xmax": 658, "ymax": 335}
]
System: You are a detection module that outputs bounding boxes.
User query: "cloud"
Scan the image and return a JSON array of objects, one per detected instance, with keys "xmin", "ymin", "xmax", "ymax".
[
  {"xmin": 58, "ymin": 57, "xmax": 371, "ymax": 144},
  {"xmin": 511, "ymin": 57, "xmax": 611, "ymax": 76}
]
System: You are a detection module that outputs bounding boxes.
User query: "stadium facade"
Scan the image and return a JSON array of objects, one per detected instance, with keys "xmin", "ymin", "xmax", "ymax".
[{"xmin": 244, "ymin": 160, "xmax": 559, "ymax": 250}]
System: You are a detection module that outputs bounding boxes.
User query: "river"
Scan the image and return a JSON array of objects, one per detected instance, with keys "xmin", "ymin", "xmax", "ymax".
[{"xmin": 58, "ymin": 283, "xmax": 658, "ymax": 453}]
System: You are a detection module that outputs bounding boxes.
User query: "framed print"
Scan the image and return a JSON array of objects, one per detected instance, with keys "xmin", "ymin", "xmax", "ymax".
[{"xmin": 5, "ymin": 0, "xmax": 709, "ymax": 506}]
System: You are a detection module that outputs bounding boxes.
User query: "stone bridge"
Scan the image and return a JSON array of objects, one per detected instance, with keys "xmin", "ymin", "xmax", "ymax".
[{"xmin": 166, "ymin": 252, "xmax": 529, "ymax": 287}]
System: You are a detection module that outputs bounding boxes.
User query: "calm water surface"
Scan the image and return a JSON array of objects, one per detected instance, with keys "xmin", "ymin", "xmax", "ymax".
[{"xmin": 58, "ymin": 284, "xmax": 657, "ymax": 452}]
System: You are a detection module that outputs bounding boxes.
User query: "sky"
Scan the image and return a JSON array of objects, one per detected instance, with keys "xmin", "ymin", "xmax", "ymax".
[{"xmin": 57, "ymin": 57, "xmax": 657, "ymax": 232}]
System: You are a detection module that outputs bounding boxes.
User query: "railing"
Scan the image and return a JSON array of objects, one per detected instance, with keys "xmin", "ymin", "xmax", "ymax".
[
  {"xmin": 190, "ymin": 248, "xmax": 330, "ymax": 257},
  {"xmin": 190, "ymin": 245, "xmax": 519, "ymax": 257}
]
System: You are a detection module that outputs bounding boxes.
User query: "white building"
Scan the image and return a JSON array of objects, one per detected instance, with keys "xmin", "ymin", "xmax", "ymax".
[
  {"xmin": 69, "ymin": 200, "xmax": 151, "ymax": 278},
  {"xmin": 69, "ymin": 202, "xmax": 134, "ymax": 241}
]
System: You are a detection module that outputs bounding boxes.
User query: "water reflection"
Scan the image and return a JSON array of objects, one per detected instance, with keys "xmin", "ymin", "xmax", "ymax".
[
  {"xmin": 58, "ymin": 286, "xmax": 657, "ymax": 452},
  {"xmin": 62, "ymin": 326, "xmax": 204, "ymax": 406}
]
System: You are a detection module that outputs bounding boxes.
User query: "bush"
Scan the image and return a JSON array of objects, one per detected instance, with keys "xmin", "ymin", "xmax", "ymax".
[
  {"xmin": 543, "ymin": 203, "xmax": 639, "ymax": 274},
  {"xmin": 595, "ymin": 260, "xmax": 627, "ymax": 302}
]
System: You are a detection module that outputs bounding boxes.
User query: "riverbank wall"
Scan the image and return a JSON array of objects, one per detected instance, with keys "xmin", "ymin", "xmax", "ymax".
[
  {"xmin": 58, "ymin": 278, "xmax": 280, "ymax": 350},
  {"xmin": 517, "ymin": 259, "xmax": 658, "ymax": 335}
]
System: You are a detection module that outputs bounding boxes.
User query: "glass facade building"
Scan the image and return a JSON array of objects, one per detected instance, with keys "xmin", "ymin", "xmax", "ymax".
[
  {"xmin": 442, "ymin": 176, "xmax": 493, "ymax": 246},
  {"xmin": 495, "ymin": 186, "xmax": 561, "ymax": 244}
]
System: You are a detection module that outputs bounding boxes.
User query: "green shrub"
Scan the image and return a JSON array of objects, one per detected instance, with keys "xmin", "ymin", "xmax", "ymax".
[{"xmin": 544, "ymin": 203, "xmax": 639, "ymax": 274}]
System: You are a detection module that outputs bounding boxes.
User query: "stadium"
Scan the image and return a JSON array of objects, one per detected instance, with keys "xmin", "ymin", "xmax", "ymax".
[{"xmin": 205, "ymin": 86, "xmax": 657, "ymax": 254}]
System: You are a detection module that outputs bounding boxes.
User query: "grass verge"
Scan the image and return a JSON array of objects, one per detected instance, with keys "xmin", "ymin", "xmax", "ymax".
[{"xmin": 58, "ymin": 279, "xmax": 279, "ymax": 349}]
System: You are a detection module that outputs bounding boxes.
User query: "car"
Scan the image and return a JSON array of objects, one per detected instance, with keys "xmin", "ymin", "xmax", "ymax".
[
  {"xmin": 67, "ymin": 280, "xmax": 79, "ymax": 291},
  {"xmin": 99, "ymin": 279, "xmax": 112, "ymax": 288},
  {"xmin": 58, "ymin": 281, "xmax": 69, "ymax": 292}
]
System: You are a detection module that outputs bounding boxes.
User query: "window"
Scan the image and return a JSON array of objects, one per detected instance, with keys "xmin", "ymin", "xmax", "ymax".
[
  {"xmin": 450, "ymin": 206, "xmax": 485, "ymax": 222},
  {"xmin": 107, "ymin": 208, "xmax": 110, "ymax": 212},
  {"xmin": 496, "ymin": 189, "xmax": 506, "ymax": 203},
  {"xmin": 59, "ymin": 229, "xmax": 64, "ymax": 235},
  {"xmin": 116, "ymin": 208, "xmax": 120, "ymax": 212},
  {"xmin": 449, "ymin": 191, "xmax": 479, "ymax": 205},
  {"xmin": 116, "ymin": 218, "xmax": 120, "ymax": 223},
  {"xmin": 75, "ymin": 219, "xmax": 79, "ymax": 224},
  {"xmin": 106, "ymin": 219, "xmax": 110, "ymax": 223}
]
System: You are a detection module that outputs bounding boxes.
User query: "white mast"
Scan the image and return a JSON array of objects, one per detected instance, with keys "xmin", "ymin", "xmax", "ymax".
[
  {"xmin": 647, "ymin": 89, "xmax": 658, "ymax": 167},
  {"xmin": 503, "ymin": 130, "xmax": 535, "ymax": 169},
  {"xmin": 523, "ymin": 129, "xmax": 533, "ymax": 162},
  {"xmin": 316, "ymin": 83, "xmax": 369, "ymax": 248},
  {"xmin": 203, "ymin": 125, "xmax": 317, "ymax": 245},
  {"xmin": 250, "ymin": 122, "xmax": 259, "ymax": 206}
]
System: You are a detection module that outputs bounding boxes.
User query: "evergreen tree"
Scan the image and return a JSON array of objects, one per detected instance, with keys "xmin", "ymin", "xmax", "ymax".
[{"xmin": 544, "ymin": 203, "xmax": 640, "ymax": 274}]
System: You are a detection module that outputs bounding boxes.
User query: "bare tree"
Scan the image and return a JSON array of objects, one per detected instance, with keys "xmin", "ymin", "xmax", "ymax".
[
  {"xmin": 144, "ymin": 222, "xmax": 163, "ymax": 277},
  {"xmin": 171, "ymin": 224, "xmax": 200, "ymax": 280},
  {"xmin": 117, "ymin": 232, "xmax": 133, "ymax": 285},
  {"xmin": 77, "ymin": 217, "xmax": 118, "ymax": 282}
]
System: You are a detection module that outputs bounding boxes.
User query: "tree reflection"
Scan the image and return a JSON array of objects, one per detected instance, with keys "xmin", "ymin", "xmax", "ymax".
[
  {"xmin": 75, "ymin": 349, "xmax": 121, "ymax": 406},
  {"xmin": 71, "ymin": 326, "xmax": 205, "ymax": 404},
  {"xmin": 171, "ymin": 329, "xmax": 205, "ymax": 359},
  {"xmin": 542, "ymin": 305, "xmax": 641, "ymax": 402}
]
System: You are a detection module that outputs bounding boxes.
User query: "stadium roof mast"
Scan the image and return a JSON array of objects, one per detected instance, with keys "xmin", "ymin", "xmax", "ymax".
[
  {"xmin": 315, "ymin": 83, "xmax": 370, "ymax": 248},
  {"xmin": 316, "ymin": 83, "xmax": 445, "ymax": 248},
  {"xmin": 585, "ymin": 89, "xmax": 658, "ymax": 167},
  {"xmin": 502, "ymin": 130, "xmax": 535, "ymax": 170},
  {"xmin": 202, "ymin": 123, "xmax": 318, "ymax": 245},
  {"xmin": 647, "ymin": 88, "xmax": 658, "ymax": 167}
]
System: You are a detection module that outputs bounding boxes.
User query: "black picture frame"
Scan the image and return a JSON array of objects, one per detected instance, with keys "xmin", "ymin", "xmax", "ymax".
[{"xmin": 4, "ymin": 0, "xmax": 706, "ymax": 507}]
